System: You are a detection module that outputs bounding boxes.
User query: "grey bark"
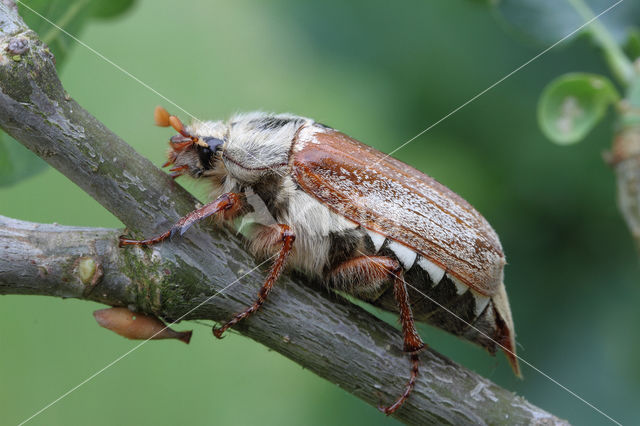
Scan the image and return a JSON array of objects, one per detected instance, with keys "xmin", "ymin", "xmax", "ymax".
[{"xmin": 0, "ymin": 3, "xmax": 567, "ymax": 425}]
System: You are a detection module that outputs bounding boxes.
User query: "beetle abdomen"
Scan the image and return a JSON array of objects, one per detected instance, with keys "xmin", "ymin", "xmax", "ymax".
[
  {"xmin": 358, "ymin": 227, "xmax": 518, "ymax": 373},
  {"xmin": 371, "ymin": 239, "xmax": 489, "ymax": 328},
  {"xmin": 372, "ymin": 254, "xmax": 514, "ymax": 367}
]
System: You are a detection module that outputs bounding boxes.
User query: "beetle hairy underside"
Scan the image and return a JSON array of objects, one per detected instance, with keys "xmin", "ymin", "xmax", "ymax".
[{"xmin": 119, "ymin": 106, "xmax": 521, "ymax": 415}]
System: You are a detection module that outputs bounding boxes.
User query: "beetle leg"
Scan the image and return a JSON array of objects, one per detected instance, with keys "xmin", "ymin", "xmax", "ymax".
[
  {"xmin": 383, "ymin": 270, "xmax": 424, "ymax": 415},
  {"xmin": 329, "ymin": 255, "xmax": 425, "ymax": 415},
  {"xmin": 118, "ymin": 192, "xmax": 244, "ymax": 246},
  {"xmin": 212, "ymin": 224, "xmax": 295, "ymax": 338}
]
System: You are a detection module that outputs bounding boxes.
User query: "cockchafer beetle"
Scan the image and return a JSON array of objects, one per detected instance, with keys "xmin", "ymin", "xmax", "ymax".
[{"xmin": 119, "ymin": 106, "xmax": 520, "ymax": 414}]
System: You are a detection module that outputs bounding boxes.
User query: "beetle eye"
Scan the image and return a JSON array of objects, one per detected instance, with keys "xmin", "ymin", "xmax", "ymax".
[
  {"xmin": 198, "ymin": 137, "xmax": 224, "ymax": 170},
  {"xmin": 203, "ymin": 137, "xmax": 224, "ymax": 151}
]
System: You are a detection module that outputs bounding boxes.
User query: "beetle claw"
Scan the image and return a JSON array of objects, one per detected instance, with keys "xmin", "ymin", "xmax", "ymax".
[
  {"xmin": 212, "ymin": 326, "xmax": 225, "ymax": 339},
  {"xmin": 377, "ymin": 405, "xmax": 392, "ymax": 415}
]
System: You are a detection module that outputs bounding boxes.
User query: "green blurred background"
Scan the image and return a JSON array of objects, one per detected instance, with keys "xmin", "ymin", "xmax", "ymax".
[{"xmin": 1, "ymin": 0, "xmax": 639, "ymax": 424}]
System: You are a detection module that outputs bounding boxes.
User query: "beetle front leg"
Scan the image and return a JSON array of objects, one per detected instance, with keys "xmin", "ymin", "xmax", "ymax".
[
  {"xmin": 118, "ymin": 192, "xmax": 244, "ymax": 246},
  {"xmin": 212, "ymin": 224, "xmax": 295, "ymax": 338},
  {"xmin": 330, "ymin": 255, "xmax": 425, "ymax": 415}
]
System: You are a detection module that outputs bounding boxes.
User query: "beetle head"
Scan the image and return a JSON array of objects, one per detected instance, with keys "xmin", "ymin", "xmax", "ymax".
[{"xmin": 155, "ymin": 106, "xmax": 226, "ymax": 179}]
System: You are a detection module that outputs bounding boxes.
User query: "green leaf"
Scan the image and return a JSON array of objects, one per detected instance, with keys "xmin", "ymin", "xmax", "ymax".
[
  {"xmin": 18, "ymin": 0, "xmax": 136, "ymax": 67},
  {"xmin": 538, "ymin": 73, "xmax": 619, "ymax": 145},
  {"xmin": 91, "ymin": 0, "xmax": 136, "ymax": 19},
  {"xmin": 491, "ymin": 0, "xmax": 640, "ymax": 47},
  {"xmin": 20, "ymin": 0, "xmax": 92, "ymax": 66},
  {"xmin": 623, "ymin": 28, "xmax": 640, "ymax": 61},
  {"xmin": 0, "ymin": 132, "xmax": 48, "ymax": 187}
]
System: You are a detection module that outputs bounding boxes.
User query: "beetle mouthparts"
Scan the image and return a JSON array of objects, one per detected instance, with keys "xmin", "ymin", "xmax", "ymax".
[{"xmin": 170, "ymin": 135, "xmax": 194, "ymax": 149}]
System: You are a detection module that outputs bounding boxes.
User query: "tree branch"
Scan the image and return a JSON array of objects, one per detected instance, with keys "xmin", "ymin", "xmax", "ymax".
[
  {"xmin": 0, "ymin": 4, "xmax": 567, "ymax": 424},
  {"xmin": 610, "ymin": 70, "xmax": 640, "ymax": 254}
]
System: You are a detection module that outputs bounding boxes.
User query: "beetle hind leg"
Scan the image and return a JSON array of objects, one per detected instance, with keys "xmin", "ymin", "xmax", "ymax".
[
  {"xmin": 380, "ymin": 269, "xmax": 425, "ymax": 415},
  {"xmin": 379, "ymin": 354, "xmax": 420, "ymax": 415},
  {"xmin": 329, "ymin": 255, "xmax": 425, "ymax": 415}
]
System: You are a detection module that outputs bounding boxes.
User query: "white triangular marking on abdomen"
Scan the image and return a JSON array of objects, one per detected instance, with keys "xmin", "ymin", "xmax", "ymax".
[
  {"xmin": 388, "ymin": 241, "xmax": 417, "ymax": 269},
  {"xmin": 366, "ymin": 229, "xmax": 386, "ymax": 252},
  {"xmin": 448, "ymin": 275, "xmax": 469, "ymax": 295},
  {"xmin": 416, "ymin": 257, "xmax": 445, "ymax": 285},
  {"xmin": 470, "ymin": 289, "xmax": 491, "ymax": 317}
]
